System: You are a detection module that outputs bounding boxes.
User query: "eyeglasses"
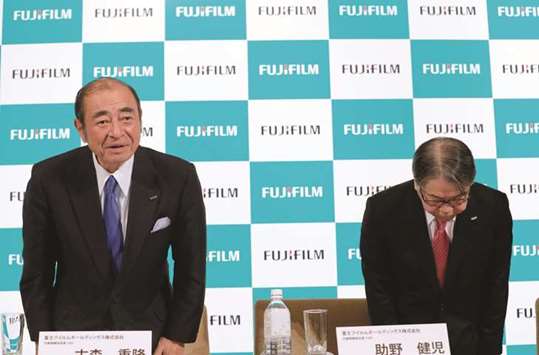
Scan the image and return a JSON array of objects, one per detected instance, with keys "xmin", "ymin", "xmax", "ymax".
[{"xmin": 418, "ymin": 187, "xmax": 469, "ymax": 208}]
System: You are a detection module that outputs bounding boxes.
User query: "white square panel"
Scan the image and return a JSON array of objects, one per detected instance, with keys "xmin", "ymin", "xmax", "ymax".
[
  {"xmin": 490, "ymin": 40, "xmax": 539, "ymax": 99},
  {"xmin": 334, "ymin": 160, "xmax": 412, "ymax": 223},
  {"xmin": 251, "ymin": 223, "xmax": 337, "ymax": 287},
  {"xmin": 83, "ymin": 0, "xmax": 165, "ymax": 42},
  {"xmin": 246, "ymin": 0, "xmax": 328, "ymax": 40},
  {"xmin": 0, "ymin": 165, "xmax": 32, "ymax": 228},
  {"xmin": 140, "ymin": 101, "xmax": 165, "ymax": 153},
  {"xmin": 330, "ymin": 39, "xmax": 412, "ymax": 99},
  {"xmin": 413, "ymin": 99, "xmax": 497, "ymax": 159},
  {"xmin": 194, "ymin": 162, "xmax": 250, "ymax": 225},
  {"xmin": 497, "ymin": 158, "xmax": 539, "ymax": 220},
  {"xmin": 408, "ymin": 0, "xmax": 489, "ymax": 39},
  {"xmin": 164, "ymin": 40, "xmax": 247, "ymax": 101},
  {"xmin": 0, "ymin": 43, "xmax": 82, "ymax": 104},
  {"xmin": 205, "ymin": 287, "xmax": 253, "ymax": 353},
  {"xmin": 248, "ymin": 99, "xmax": 333, "ymax": 161}
]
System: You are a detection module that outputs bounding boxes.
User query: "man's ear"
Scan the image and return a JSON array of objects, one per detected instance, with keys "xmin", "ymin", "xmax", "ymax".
[{"xmin": 74, "ymin": 118, "xmax": 87, "ymax": 143}]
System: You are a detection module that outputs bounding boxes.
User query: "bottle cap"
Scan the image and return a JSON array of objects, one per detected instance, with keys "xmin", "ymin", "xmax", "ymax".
[{"xmin": 270, "ymin": 289, "xmax": 283, "ymax": 298}]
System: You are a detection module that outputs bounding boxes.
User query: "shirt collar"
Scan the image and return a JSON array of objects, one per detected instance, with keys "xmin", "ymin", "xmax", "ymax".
[{"xmin": 92, "ymin": 154, "xmax": 134, "ymax": 198}]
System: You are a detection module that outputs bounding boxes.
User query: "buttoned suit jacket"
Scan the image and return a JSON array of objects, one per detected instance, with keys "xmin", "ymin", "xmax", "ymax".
[
  {"xmin": 360, "ymin": 180, "xmax": 512, "ymax": 355},
  {"xmin": 20, "ymin": 146, "xmax": 206, "ymax": 349}
]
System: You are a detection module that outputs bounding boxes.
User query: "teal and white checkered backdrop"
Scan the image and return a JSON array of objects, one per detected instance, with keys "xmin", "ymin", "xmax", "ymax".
[{"xmin": 1, "ymin": 1, "xmax": 539, "ymax": 354}]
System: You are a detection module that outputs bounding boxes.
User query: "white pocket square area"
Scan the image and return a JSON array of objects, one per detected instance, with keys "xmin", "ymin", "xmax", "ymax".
[{"xmin": 151, "ymin": 217, "xmax": 171, "ymax": 234}]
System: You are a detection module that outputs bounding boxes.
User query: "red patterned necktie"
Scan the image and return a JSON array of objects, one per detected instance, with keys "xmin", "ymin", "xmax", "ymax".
[{"xmin": 432, "ymin": 219, "xmax": 450, "ymax": 288}]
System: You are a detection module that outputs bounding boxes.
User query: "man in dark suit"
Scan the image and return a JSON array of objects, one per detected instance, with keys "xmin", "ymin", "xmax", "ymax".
[
  {"xmin": 20, "ymin": 78, "xmax": 206, "ymax": 355},
  {"xmin": 360, "ymin": 137, "xmax": 512, "ymax": 355}
]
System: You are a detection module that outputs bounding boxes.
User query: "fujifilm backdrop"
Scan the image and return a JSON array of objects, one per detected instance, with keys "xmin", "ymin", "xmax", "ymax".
[{"xmin": 1, "ymin": 0, "xmax": 539, "ymax": 354}]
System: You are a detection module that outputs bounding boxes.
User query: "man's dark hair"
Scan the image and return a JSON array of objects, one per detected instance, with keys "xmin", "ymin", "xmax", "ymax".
[
  {"xmin": 412, "ymin": 137, "xmax": 476, "ymax": 190},
  {"xmin": 74, "ymin": 77, "xmax": 142, "ymax": 125}
]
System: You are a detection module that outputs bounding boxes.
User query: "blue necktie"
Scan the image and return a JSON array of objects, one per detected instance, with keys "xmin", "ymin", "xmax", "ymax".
[{"xmin": 103, "ymin": 176, "xmax": 123, "ymax": 272}]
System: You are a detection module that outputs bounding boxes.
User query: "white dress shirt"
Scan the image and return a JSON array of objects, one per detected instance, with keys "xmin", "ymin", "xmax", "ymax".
[{"xmin": 93, "ymin": 154, "xmax": 134, "ymax": 240}]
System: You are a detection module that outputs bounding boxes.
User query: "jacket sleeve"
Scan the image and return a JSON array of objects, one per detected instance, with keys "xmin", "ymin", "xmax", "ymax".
[
  {"xmin": 360, "ymin": 196, "xmax": 398, "ymax": 325},
  {"xmin": 20, "ymin": 165, "xmax": 57, "ymax": 342},
  {"xmin": 478, "ymin": 193, "xmax": 513, "ymax": 355},
  {"xmin": 163, "ymin": 163, "xmax": 206, "ymax": 343}
]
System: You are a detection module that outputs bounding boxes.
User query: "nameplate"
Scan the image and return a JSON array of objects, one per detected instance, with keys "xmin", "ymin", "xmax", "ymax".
[
  {"xmin": 38, "ymin": 330, "xmax": 151, "ymax": 355},
  {"xmin": 336, "ymin": 323, "xmax": 451, "ymax": 355}
]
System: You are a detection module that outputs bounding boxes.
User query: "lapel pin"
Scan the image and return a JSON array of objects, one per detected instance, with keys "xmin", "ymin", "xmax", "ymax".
[
  {"xmin": 470, "ymin": 216, "xmax": 478, "ymax": 221},
  {"xmin": 149, "ymin": 195, "xmax": 158, "ymax": 200}
]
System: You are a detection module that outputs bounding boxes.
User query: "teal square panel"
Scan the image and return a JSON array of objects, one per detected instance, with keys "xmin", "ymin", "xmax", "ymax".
[
  {"xmin": 83, "ymin": 42, "xmax": 164, "ymax": 100},
  {"xmin": 475, "ymin": 159, "xmax": 498, "ymax": 189},
  {"xmin": 506, "ymin": 345, "xmax": 535, "ymax": 355},
  {"xmin": 248, "ymin": 41, "xmax": 330, "ymax": 99},
  {"xmin": 166, "ymin": 0, "xmax": 245, "ymax": 40},
  {"xmin": 2, "ymin": 0, "xmax": 82, "ymax": 44},
  {"xmin": 250, "ymin": 161, "xmax": 335, "ymax": 223},
  {"xmin": 332, "ymin": 99, "xmax": 415, "ymax": 159},
  {"xmin": 336, "ymin": 223, "xmax": 363, "ymax": 286},
  {"xmin": 510, "ymin": 220, "xmax": 539, "ymax": 282},
  {"xmin": 488, "ymin": 1, "xmax": 539, "ymax": 39},
  {"xmin": 0, "ymin": 229, "xmax": 23, "ymax": 291},
  {"xmin": 329, "ymin": 0, "xmax": 409, "ymax": 39},
  {"xmin": 207, "ymin": 225, "xmax": 251, "ymax": 288},
  {"xmin": 411, "ymin": 40, "xmax": 492, "ymax": 98},
  {"xmin": 165, "ymin": 101, "xmax": 248, "ymax": 161},
  {"xmin": 0, "ymin": 104, "xmax": 81, "ymax": 165},
  {"xmin": 253, "ymin": 287, "xmax": 337, "ymax": 305},
  {"xmin": 494, "ymin": 99, "xmax": 539, "ymax": 158}
]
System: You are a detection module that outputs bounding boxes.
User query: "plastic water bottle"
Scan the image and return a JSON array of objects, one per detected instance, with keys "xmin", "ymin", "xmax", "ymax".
[{"xmin": 264, "ymin": 289, "xmax": 291, "ymax": 355}]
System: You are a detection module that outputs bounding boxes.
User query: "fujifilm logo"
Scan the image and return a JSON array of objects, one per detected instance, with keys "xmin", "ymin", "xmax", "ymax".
[
  {"xmin": 93, "ymin": 66, "xmax": 154, "ymax": 78},
  {"xmin": 176, "ymin": 125, "xmax": 238, "ymax": 138},
  {"xmin": 263, "ymin": 249, "xmax": 325, "ymax": 261},
  {"xmin": 9, "ymin": 191, "xmax": 25, "ymax": 202},
  {"xmin": 505, "ymin": 122, "xmax": 539, "ymax": 135},
  {"xmin": 8, "ymin": 254, "xmax": 24, "ymax": 266},
  {"xmin": 94, "ymin": 8, "xmax": 153, "ymax": 18},
  {"xmin": 209, "ymin": 314, "xmax": 241, "ymax": 326},
  {"xmin": 425, "ymin": 123, "xmax": 484, "ymax": 134},
  {"xmin": 348, "ymin": 248, "xmax": 361, "ymax": 260},
  {"xmin": 346, "ymin": 185, "xmax": 391, "ymax": 197},
  {"xmin": 13, "ymin": 9, "xmax": 72, "ymax": 21},
  {"xmin": 176, "ymin": 6, "xmax": 235, "ymax": 18},
  {"xmin": 419, "ymin": 5, "xmax": 477, "ymax": 16},
  {"xmin": 207, "ymin": 250, "xmax": 240, "ymax": 263},
  {"xmin": 12, "ymin": 68, "xmax": 71, "ymax": 80},
  {"xmin": 260, "ymin": 125, "xmax": 320, "ymax": 136},
  {"xmin": 343, "ymin": 123, "xmax": 404, "ymax": 136},
  {"xmin": 513, "ymin": 245, "xmax": 539, "ymax": 257},
  {"xmin": 342, "ymin": 64, "xmax": 400, "ymax": 75},
  {"xmin": 177, "ymin": 65, "xmax": 236, "ymax": 76},
  {"xmin": 423, "ymin": 63, "xmax": 481, "ymax": 75},
  {"xmin": 502, "ymin": 64, "xmax": 539, "ymax": 75},
  {"xmin": 338, "ymin": 5, "xmax": 398, "ymax": 16},
  {"xmin": 259, "ymin": 64, "xmax": 319, "ymax": 76},
  {"xmin": 516, "ymin": 308, "xmax": 535, "ymax": 319},
  {"xmin": 10, "ymin": 128, "xmax": 70, "ymax": 141},
  {"xmin": 261, "ymin": 186, "xmax": 323, "ymax": 199},
  {"xmin": 509, "ymin": 184, "xmax": 539, "ymax": 194},
  {"xmin": 498, "ymin": 6, "xmax": 539, "ymax": 17},
  {"xmin": 258, "ymin": 5, "xmax": 317, "ymax": 16},
  {"xmin": 203, "ymin": 187, "xmax": 239, "ymax": 199}
]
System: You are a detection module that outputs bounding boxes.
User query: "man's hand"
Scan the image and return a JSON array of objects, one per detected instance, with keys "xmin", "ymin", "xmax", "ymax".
[{"xmin": 153, "ymin": 337, "xmax": 185, "ymax": 355}]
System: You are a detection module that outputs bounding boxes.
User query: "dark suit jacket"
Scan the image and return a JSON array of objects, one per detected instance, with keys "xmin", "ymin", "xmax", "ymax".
[
  {"xmin": 20, "ymin": 146, "xmax": 206, "ymax": 349},
  {"xmin": 360, "ymin": 180, "xmax": 512, "ymax": 355}
]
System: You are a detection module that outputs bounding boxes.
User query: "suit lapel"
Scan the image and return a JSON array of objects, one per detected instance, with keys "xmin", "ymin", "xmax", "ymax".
[
  {"xmin": 119, "ymin": 148, "xmax": 160, "ymax": 278},
  {"xmin": 445, "ymin": 187, "xmax": 480, "ymax": 289},
  {"xmin": 403, "ymin": 184, "xmax": 440, "ymax": 287},
  {"xmin": 67, "ymin": 147, "xmax": 113, "ymax": 280}
]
